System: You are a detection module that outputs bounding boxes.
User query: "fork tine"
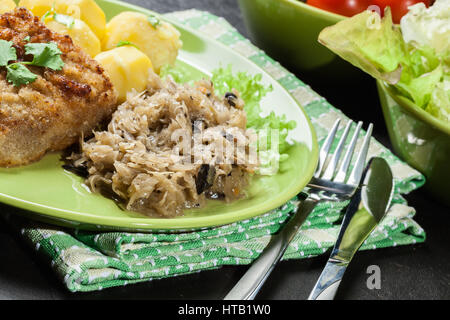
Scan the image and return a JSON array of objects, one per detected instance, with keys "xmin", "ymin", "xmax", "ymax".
[
  {"xmin": 315, "ymin": 119, "xmax": 340, "ymax": 177},
  {"xmin": 322, "ymin": 120, "xmax": 353, "ymax": 180},
  {"xmin": 334, "ymin": 121, "xmax": 363, "ymax": 183},
  {"xmin": 347, "ymin": 123, "xmax": 373, "ymax": 186}
]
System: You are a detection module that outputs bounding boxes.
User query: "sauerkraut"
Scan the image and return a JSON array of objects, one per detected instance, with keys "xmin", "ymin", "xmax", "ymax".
[{"xmin": 67, "ymin": 71, "xmax": 258, "ymax": 217}]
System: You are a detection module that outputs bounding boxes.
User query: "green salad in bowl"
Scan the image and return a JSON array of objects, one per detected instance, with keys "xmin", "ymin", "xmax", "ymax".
[
  {"xmin": 319, "ymin": 0, "xmax": 449, "ymax": 122},
  {"xmin": 318, "ymin": 0, "xmax": 450, "ymax": 205}
]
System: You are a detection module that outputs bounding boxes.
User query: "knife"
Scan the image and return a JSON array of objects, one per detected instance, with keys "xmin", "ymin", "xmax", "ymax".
[{"xmin": 308, "ymin": 157, "xmax": 394, "ymax": 300}]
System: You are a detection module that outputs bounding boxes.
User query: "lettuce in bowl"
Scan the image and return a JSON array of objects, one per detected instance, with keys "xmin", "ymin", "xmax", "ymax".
[{"xmin": 318, "ymin": 1, "xmax": 449, "ymax": 123}]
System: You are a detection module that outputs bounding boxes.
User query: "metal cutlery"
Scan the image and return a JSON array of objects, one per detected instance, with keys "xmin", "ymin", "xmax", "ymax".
[
  {"xmin": 224, "ymin": 119, "xmax": 373, "ymax": 300},
  {"xmin": 308, "ymin": 156, "xmax": 394, "ymax": 300}
]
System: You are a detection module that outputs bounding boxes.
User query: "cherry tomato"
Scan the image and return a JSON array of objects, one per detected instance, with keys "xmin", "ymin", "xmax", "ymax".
[
  {"xmin": 307, "ymin": 0, "xmax": 372, "ymax": 17},
  {"xmin": 372, "ymin": 0, "xmax": 432, "ymax": 23}
]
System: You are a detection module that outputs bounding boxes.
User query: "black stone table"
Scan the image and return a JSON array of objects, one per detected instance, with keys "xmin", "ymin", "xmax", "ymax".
[{"xmin": 1, "ymin": 0, "xmax": 449, "ymax": 300}]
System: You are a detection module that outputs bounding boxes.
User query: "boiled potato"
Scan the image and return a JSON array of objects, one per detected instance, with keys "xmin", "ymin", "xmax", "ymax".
[
  {"xmin": 18, "ymin": 0, "xmax": 51, "ymax": 16},
  {"xmin": 63, "ymin": 0, "xmax": 106, "ymax": 40},
  {"xmin": 45, "ymin": 16, "xmax": 101, "ymax": 57},
  {"xmin": 102, "ymin": 11, "xmax": 182, "ymax": 73},
  {"xmin": 95, "ymin": 46, "xmax": 154, "ymax": 103},
  {"xmin": 0, "ymin": 0, "xmax": 16, "ymax": 14},
  {"xmin": 19, "ymin": 0, "xmax": 106, "ymax": 40}
]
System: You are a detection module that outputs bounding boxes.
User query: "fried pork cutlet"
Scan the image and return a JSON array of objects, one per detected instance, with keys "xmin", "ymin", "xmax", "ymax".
[{"xmin": 0, "ymin": 8, "xmax": 117, "ymax": 167}]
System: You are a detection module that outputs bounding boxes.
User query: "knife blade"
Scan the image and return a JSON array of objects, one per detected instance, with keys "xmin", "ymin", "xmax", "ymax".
[{"xmin": 308, "ymin": 157, "xmax": 394, "ymax": 300}]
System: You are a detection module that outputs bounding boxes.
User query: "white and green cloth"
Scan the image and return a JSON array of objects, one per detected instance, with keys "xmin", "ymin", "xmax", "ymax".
[{"xmin": 2, "ymin": 10, "xmax": 426, "ymax": 292}]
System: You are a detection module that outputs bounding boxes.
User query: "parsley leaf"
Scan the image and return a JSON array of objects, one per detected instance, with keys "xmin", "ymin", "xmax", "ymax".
[
  {"xmin": 6, "ymin": 63, "xmax": 37, "ymax": 86},
  {"xmin": 0, "ymin": 39, "xmax": 65, "ymax": 87},
  {"xmin": 41, "ymin": 10, "xmax": 54, "ymax": 22},
  {"xmin": 24, "ymin": 36, "xmax": 31, "ymax": 42},
  {"xmin": 147, "ymin": 14, "xmax": 160, "ymax": 28},
  {"xmin": 53, "ymin": 13, "xmax": 75, "ymax": 29},
  {"xmin": 0, "ymin": 40, "xmax": 17, "ymax": 67},
  {"xmin": 116, "ymin": 40, "xmax": 140, "ymax": 49},
  {"xmin": 24, "ymin": 42, "xmax": 64, "ymax": 71}
]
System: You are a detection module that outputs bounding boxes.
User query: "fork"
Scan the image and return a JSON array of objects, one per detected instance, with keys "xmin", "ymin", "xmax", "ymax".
[{"xmin": 224, "ymin": 119, "xmax": 373, "ymax": 300}]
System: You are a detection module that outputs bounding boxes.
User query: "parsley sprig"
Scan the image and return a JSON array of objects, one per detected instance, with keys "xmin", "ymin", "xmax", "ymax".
[
  {"xmin": 116, "ymin": 40, "xmax": 140, "ymax": 49},
  {"xmin": 147, "ymin": 14, "xmax": 161, "ymax": 28},
  {"xmin": 0, "ymin": 39, "xmax": 64, "ymax": 87},
  {"xmin": 6, "ymin": 63, "xmax": 37, "ymax": 86},
  {"xmin": 0, "ymin": 40, "xmax": 17, "ymax": 66},
  {"xmin": 42, "ymin": 9, "xmax": 75, "ymax": 29}
]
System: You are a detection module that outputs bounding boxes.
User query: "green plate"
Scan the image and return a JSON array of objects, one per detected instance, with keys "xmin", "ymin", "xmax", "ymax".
[{"xmin": 0, "ymin": 0, "xmax": 318, "ymax": 231}]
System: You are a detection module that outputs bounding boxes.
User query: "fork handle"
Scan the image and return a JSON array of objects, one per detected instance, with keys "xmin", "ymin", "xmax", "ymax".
[{"xmin": 223, "ymin": 198, "xmax": 318, "ymax": 300}]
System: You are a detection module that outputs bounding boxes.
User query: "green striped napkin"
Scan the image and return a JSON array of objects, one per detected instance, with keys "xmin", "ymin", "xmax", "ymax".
[{"xmin": 2, "ymin": 10, "xmax": 426, "ymax": 292}]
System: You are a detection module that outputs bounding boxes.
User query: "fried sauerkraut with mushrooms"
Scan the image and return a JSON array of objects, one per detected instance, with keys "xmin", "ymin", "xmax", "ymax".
[{"xmin": 67, "ymin": 71, "xmax": 258, "ymax": 217}]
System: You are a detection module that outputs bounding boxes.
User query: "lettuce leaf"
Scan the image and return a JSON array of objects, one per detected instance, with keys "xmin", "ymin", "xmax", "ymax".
[
  {"xmin": 400, "ymin": 0, "xmax": 450, "ymax": 57},
  {"xmin": 319, "ymin": 9, "xmax": 406, "ymax": 84},
  {"xmin": 425, "ymin": 79, "xmax": 450, "ymax": 122}
]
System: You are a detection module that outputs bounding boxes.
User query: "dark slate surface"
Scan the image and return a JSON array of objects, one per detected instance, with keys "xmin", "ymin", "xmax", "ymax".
[{"xmin": 1, "ymin": 0, "xmax": 449, "ymax": 300}]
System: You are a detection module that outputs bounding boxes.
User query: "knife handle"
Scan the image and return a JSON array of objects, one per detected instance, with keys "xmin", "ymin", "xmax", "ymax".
[
  {"xmin": 308, "ymin": 260, "xmax": 348, "ymax": 300},
  {"xmin": 224, "ymin": 197, "xmax": 318, "ymax": 300}
]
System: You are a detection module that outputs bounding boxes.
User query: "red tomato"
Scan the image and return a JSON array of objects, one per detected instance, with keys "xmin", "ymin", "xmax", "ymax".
[
  {"xmin": 307, "ymin": 0, "xmax": 372, "ymax": 17},
  {"xmin": 372, "ymin": 0, "xmax": 432, "ymax": 23}
]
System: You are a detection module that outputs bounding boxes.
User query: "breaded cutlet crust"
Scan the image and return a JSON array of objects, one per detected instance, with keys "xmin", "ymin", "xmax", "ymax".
[{"xmin": 0, "ymin": 8, "xmax": 118, "ymax": 167}]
